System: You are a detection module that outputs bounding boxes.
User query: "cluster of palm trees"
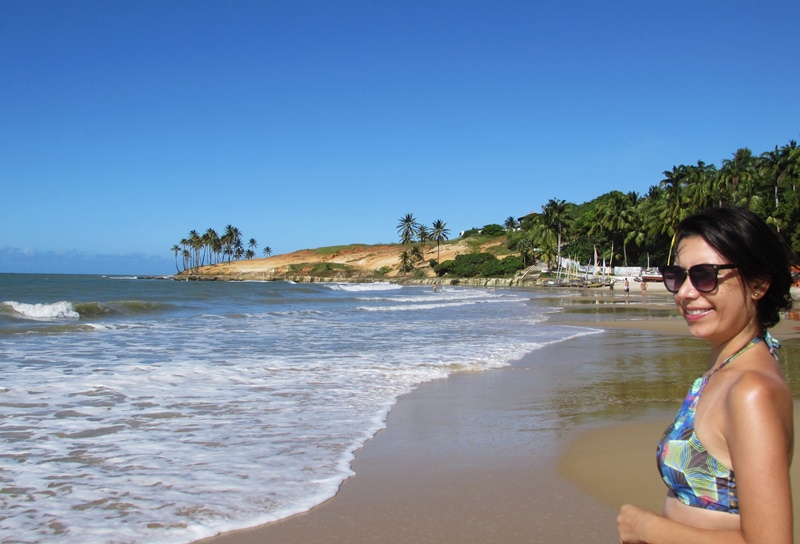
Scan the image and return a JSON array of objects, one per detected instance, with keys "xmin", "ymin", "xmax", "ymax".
[
  {"xmin": 170, "ymin": 140, "xmax": 798, "ymax": 276},
  {"xmin": 171, "ymin": 225, "xmax": 272, "ymax": 272},
  {"xmin": 510, "ymin": 139, "xmax": 800, "ymax": 269},
  {"xmin": 396, "ymin": 214, "xmax": 450, "ymax": 272}
]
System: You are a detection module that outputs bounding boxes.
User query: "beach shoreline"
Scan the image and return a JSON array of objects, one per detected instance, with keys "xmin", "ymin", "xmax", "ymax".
[{"xmin": 195, "ymin": 288, "xmax": 800, "ymax": 544}]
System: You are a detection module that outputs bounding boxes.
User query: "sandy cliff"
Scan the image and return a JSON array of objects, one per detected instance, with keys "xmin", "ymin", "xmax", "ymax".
[{"xmin": 176, "ymin": 239, "xmax": 518, "ymax": 283}]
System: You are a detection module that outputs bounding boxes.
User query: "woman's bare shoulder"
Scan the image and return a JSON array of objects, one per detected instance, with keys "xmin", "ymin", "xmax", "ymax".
[{"xmin": 725, "ymin": 361, "xmax": 793, "ymax": 437}]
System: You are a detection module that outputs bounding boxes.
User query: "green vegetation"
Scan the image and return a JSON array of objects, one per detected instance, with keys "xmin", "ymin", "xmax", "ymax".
[
  {"xmin": 285, "ymin": 262, "xmax": 366, "ymax": 278},
  {"xmin": 309, "ymin": 262, "xmax": 352, "ymax": 275},
  {"xmin": 434, "ymin": 253, "xmax": 524, "ymax": 278},
  {"xmin": 428, "ymin": 138, "xmax": 800, "ymax": 278},
  {"xmin": 508, "ymin": 139, "xmax": 800, "ymax": 268},
  {"xmin": 483, "ymin": 243, "xmax": 515, "ymax": 258},
  {"xmin": 480, "ymin": 223, "xmax": 506, "ymax": 236},
  {"xmin": 314, "ymin": 244, "xmax": 380, "ymax": 255}
]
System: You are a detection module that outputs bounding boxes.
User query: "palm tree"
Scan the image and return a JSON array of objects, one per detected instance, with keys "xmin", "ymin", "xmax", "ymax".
[
  {"xmin": 692, "ymin": 161, "xmax": 718, "ymax": 210},
  {"xmin": 529, "ymin": 199, "xmax": 569, "ymax": 271},
  {"xmin": 534, "ymin": 240, "xmax": 558, "ymax": 273},
  {"xmin": 417, "ymin": 225, "xmax": 430, "ymax": 256},
  {"xmin": 781, "ymin": 141, "xmax": 800, "ymax": 193},
  {"xmin": 719, "ymin": 148, "xmax": 755, "ymax": 206},
  {"xmin": 172, "ymin": 224, "xmax": 264, "ymax": 269},
  {"xmin": 759, "ymin": 146, "xmax": 783, "ymax": 211},
  {"xmin": 529, "ymin": 220, "xmax": 557, "ymax": 271},
  {"xmin": 398, "ymin": 250, "xmax": 414, "ymax": 274},
  {"xmin": 222, "ymin": 225, "xmax": 235, "ymax": 262},
  {"xmin": 516, "ymin": 235, "xmax": 533, "ymax": 267},
  {"xmin": 622, "ymin": 195, "xmax": 652, "ymax": 265},
  {"xmin": 431, "ymin": 219, "xmax": 450, "ymax": 264},
  {"xmin": 203, "ymin": 228, "xmax": 219, "ymax": 266},
  {"xmin": 262, "ymin": 246, "xmax": 273, "ymax": 258},
  {"xmin": 211, "ymin": 235, "xmax": 223, "ymax": 264},
  {"xmin": 543, "ymin": 198, "xmax": 568, "ymax": 261},
  {"xmin": 504, "ymin": 216, "xmax": 518, "ymax": 232},
  {"xmin": 219, "ymin": 226, "xmax": 243, "ymax": 262},
  {"xmin": 773, "ymin": 141, "xmax": 800, "ymax": 240},
  {"xmin": 171, "ymin": 244, "xmax": 181, "ymax": 273},
  {"xmin": 759, "ymin": 141, "xmax": 799, "ymax": 213},
  {"xmin": 657, "ymin": 165, "xmax": 691, "ymax": 235},
  {"xmin": 397, "ymin": 214, "xmax": 419, "ymax": 246},
  {"xmin": 231, "ymin": 227, "xmax": 243, "ymax": 261},
  {"xmin": 188, "ymin": 230, "xmax": 202, "ymax": 270},
  {"xmin": 179, "ymin": 236, "xmax": 188, "ymax": 259},
  {"xmin": 594, "ymin": 192, "xmax": 636, "ymax": 266}
]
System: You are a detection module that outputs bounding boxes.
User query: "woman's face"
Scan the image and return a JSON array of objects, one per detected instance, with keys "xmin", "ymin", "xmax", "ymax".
[{"xmin": 673, "ymin": 235, "xmax": 760, "ymax": 348}]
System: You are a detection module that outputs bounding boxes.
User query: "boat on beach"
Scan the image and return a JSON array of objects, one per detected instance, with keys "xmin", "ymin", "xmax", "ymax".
[
  {"xmin": 539, "ymin": 276, "xmax": 611, "ymax": 289},
  {"xmin": 539, "ymin": 253, "xmax": 616, "ymax": 289},
  {"xmin": 639, "ymin": 268, "xmax": 663, "ymax": 283}
]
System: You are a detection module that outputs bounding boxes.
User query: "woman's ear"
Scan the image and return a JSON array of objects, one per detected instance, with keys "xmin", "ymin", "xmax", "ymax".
[{"xmin": 749, "ymin": 277, "xmax": 771, "ymax": 299}]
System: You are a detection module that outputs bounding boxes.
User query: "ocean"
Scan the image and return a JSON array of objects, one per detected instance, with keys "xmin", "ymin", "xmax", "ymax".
[{"xmin": 0, "ymin": 273, "xmax": 597, "ymax": 544}]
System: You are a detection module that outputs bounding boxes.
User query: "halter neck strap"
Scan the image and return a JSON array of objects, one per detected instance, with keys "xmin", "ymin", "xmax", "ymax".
[{"xmin": 708, "ymin": 336, "xmax": 764, "ymax": 379}]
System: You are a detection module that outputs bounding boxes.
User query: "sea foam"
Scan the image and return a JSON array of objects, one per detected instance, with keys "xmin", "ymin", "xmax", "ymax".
[
  {"xmin": 0, "ymin": 278, "xmax": 593, "ymax": 544},
  {"xmin": 2, "ymin": 300, "xmax": 80, "ymax": 320},
  {"xmin": 325, "ymin": 282, "xmax": 403, "ymax": 292}
]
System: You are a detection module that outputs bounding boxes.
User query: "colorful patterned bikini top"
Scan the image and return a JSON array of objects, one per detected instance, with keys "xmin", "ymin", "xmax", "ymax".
[{"xmin": 656, "ymin": 335, "xmax": 779, "ymax": 514}]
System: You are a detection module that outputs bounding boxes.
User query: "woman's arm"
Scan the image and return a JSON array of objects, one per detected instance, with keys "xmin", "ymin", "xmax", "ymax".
[
  {"xmin": 725, "ymin": 372, "xmax": 793, "ymax": 544},
  {"xmin": 618, "ymin": 505, "xmax": 741, "ymax": 544}
]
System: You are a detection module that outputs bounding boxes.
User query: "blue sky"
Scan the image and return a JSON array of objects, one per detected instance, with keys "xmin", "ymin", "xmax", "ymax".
[{"xmin": 2, "ymin": 1, "xmax": 798, "ymax": 275}]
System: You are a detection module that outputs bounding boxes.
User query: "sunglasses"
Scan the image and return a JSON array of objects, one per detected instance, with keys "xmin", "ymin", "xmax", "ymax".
[{"xmin": 658, "ymin": 264, "xmax": 738, "ymax": 293}]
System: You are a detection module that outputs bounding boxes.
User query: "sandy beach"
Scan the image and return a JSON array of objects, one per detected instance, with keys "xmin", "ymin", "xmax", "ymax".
[{"xmin": 196, "ymin": 286, "xmax": 800, "ymax": 543}]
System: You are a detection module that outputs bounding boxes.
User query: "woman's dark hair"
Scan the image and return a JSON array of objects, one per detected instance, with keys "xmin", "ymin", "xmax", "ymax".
[{"xmin": 674, "ymin": 207, "xmax": 793, "ymax": 330}]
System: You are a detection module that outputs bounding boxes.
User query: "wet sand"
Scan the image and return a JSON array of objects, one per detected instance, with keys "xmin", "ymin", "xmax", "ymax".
[{"xmin": 196, "ymin": 289, "xmax": 800, "ymax": 543}]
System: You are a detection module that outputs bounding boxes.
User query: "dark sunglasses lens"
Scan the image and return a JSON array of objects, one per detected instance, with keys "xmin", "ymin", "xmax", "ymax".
[
  {"xmin": 661, "ymin": 267, "xmax": 684, "ymax": 293},
  {"xmin": 690, "ymin": 265, "xmax": 718, "ymax": 292}
]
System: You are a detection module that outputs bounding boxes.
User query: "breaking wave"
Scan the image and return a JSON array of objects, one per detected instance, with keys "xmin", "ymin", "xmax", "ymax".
[
  {"xmin": 1, "ymin": 300, "xmax": 174, "ymax": 321},
  {"xmin": 1, "ymin": 300, "xmax": 79, "ymax": 320}
]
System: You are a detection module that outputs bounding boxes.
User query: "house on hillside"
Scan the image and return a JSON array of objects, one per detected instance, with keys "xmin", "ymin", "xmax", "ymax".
[{"xmin": 517, "ymin": 211, "xmax": 537, "ymax": 225}]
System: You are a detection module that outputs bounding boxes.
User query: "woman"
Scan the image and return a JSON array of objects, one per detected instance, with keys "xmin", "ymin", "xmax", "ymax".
[{"xmin": 618, "ymin": 207, "xmax": 795, "ymax": 544}]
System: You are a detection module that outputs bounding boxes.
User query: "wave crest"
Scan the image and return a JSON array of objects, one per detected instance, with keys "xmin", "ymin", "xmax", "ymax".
[
  {"xmin": 326, "ymin": 282, "xmax": 403, "ymax": 292},
  {"xmin": 74, "ymin": 300, "xmax": 173, "ymax": 317},
  {"xmin": 2, "ymin": 301, "xmax": 80, "ymax": 320}
]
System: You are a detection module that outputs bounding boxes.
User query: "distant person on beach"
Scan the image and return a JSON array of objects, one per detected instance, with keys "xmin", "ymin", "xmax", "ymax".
[
  {"xmin": 618, "ymin": 207, "xmax": 794, "ymax": 544},
  {"xmin": 623, "ymin": 278, "xmax": 630, "ymax": 298},
  {"xmin": 640, "ymin": 280, "xmax": 647, "ymax": 303}
]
